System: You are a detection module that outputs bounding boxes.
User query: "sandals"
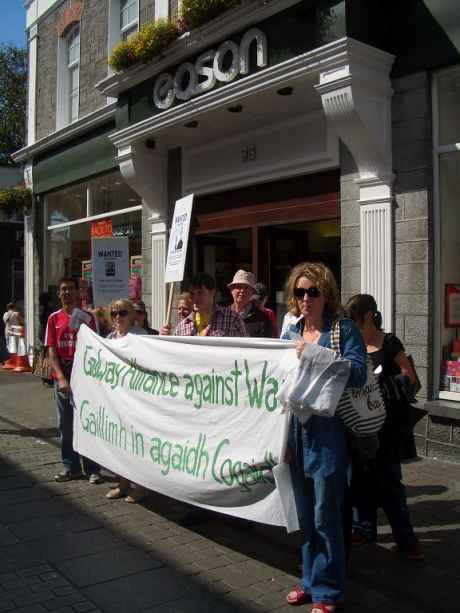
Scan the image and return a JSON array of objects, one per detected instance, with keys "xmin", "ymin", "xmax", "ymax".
[
  {"xmin": 124, "ymin": 485, "xmax": 147, "ymax": 504},
  {"xmin": 106, "ymin": 487, "xmax": 128, "ymax": 499},
  {"xmin": 286, "ymin": 586, "xmax": 310, "ymax": 606},
  {"xmin": 311, "ymin": 605, "xmax": 338, "ymax": 613}
]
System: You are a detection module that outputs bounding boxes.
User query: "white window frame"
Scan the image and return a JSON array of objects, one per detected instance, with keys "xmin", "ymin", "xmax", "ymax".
[
  {"xmin": 432, "ymin": 65, "xmax": 460, "ymax": 402},
  {"xmin": 120, "ymin": 0, "xmax": 139, "ymax": 40},
  {"xmin": 56, "ymin": 24, "xmax": 81, "ymax": 130},
  {"xmin": 108, "ymin": 0, "xmax": 139, "ymax": 59}
]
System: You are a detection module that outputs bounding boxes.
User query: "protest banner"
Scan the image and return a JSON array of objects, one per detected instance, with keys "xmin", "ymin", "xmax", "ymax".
[
  {"xmin": 91, "ymin": 237, "xmax": 129, "ymax": 306},
  {"xmin": 71, "ymin": 325, "xmax": 299, "ymax": 530}
]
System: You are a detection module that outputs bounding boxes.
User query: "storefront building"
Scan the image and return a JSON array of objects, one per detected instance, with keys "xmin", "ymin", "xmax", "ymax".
[{"xmin": 13, "ymin": 0, "xmax": 460, "ymax": 460}]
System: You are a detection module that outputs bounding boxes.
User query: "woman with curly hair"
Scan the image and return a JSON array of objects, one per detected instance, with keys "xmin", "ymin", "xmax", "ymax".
[{"xmin": 282, "ymin": 262, "xmax": 367, "ymax": 613}]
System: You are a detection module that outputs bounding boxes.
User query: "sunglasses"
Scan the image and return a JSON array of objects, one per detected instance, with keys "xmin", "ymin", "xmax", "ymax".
[
  {"xmin": 111, "ymin": 309, "xmax": 129, "ymax": 318},
  {"xmin": 293, "ymin": 287, "xmax": 321, "ymax": 299}
]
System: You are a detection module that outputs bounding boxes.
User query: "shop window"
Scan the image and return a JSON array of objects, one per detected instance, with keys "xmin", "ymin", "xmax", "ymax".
[
  {"xmin": 56, "ymin": 24, "xmax": 81, "ymax": 129},
  {"xmin": 89, "ymin": 172, "xmax": 142, "ymax": 215},
  {"xmin": 434, "ymin": 66, "xmax": 460, "ymax": 401},
  {"xmin": 47, "ymin": 183, "xmax": 87, "ymax": 226}
]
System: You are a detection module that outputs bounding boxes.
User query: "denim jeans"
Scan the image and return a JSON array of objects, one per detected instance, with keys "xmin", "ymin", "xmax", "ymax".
[
  {"xmin": 54, "ymin": 382, "xmax": 99, "ymax": 475},
  {"xmin": 291, "ymin": 462, "xmax": 347, "ymax": 604},
  {"xmin": 352, "ymin": 460, "xmax": 417, "ymax": 547}
]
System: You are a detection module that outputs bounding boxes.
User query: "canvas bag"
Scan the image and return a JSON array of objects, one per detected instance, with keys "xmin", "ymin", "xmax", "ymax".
[
  {"xmin": 330, "ymin": 320, "xmax": 386, "ymax": 437},
  {"xmin": 32, "ymin": 346, "xmax": 53, "ymax": 380}
]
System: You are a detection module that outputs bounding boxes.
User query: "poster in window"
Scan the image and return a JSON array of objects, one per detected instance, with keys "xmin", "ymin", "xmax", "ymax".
[{"xmin": 445, "ymin": 284, "xmax": 460, "ymax": 327}]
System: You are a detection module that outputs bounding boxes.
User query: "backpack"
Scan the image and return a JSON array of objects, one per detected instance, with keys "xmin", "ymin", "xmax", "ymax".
[{"xmin": 330, "ymin": 320, "xmax": 386, "ymax": 437}]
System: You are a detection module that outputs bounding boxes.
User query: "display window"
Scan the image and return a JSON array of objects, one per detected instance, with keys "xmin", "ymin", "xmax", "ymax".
[
  {"xmin": 43, "ymin": 170, "xmax": 142, "ymax": 312},
  {"xmin": 434, "ymin": 67, "xmax": 460, "ymax": 400}
]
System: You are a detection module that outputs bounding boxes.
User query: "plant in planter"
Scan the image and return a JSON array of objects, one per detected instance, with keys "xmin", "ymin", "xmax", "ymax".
[
  {"xmin": 0, "ymin": 185, "xmax": 31, "ymax": 217},
  {"xmin": 180, "ymin": 0, "xmax": 242, "ymax": 31},
  {"xmin": 109, "ymin": 19, "xmax": 180, "ymax": 72}
]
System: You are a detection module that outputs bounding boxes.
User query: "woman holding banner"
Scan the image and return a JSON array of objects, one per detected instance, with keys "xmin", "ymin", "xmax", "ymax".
[
  {"xmin": 282, "ymin": 262, "xmax": 367, "ymax": 613},
  {"xmin": 105, "ymin": 299, "xmax": 149, "ymax": 503}
]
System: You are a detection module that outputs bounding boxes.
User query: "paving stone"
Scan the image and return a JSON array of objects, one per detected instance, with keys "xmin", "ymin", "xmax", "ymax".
[
  {"xmin": 27, "ymin": 530, "xmax": 122, "ymax": 563},
  {"xmin": 83, "ymin": 568, "xmax": 194, "ymax": 612},
  {"xmin": 58, "ymin": 545, "xmax": 163, "ymax": 587}
]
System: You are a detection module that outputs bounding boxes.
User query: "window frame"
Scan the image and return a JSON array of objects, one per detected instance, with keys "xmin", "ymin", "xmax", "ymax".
[
  {"xmin": 56, "ymin": 23, "xmax": 81, "ymax": 129},
  {"xmin": 120, "ymin": 0, "xmax": 139, "ymax": 40},
  {"xmin": 432, "ymin": 65, "xmax": 460, "ymax": 402}
]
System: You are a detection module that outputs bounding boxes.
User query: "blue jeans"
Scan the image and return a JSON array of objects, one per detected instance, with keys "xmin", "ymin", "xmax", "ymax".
[
  {"xmin": 291, "ymin": 463, "xmax": 347, "ymax": 603},
  {"xmin": 352, "ymin": 460, "xmax": 417, "ymax": 547},
  {"xmin": 54, "ymin": 382, "xmax": 99, "ymax": 475}
]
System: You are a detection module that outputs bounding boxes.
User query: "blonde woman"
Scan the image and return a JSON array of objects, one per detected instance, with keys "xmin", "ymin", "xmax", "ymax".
[
  {"xmin": 282, "ymin": 263, "xmax": 367, "ymax": 612},
  {"xmin": 106, "ymin": 299, "xmax": 148, "ymax": 503}
]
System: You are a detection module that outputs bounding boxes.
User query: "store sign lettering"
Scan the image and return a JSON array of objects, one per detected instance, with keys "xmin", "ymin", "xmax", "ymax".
[
  {"xmin": 153, "ymin": 28, "xmax": 267, "ymax": 110},
  {"xmin": 91, "ymin": 219, "xmax": 113, "ymax": 238}
]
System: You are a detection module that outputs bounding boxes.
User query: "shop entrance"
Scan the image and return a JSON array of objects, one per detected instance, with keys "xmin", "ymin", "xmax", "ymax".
[{"xmin": 193, "ymin": 170, "xmax": 340, "ymax": 328}]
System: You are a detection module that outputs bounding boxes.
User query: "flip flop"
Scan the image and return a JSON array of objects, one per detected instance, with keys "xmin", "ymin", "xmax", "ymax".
[{"xmin": 286, "ymin": 586, "xmax": 310, "ymax": 605}]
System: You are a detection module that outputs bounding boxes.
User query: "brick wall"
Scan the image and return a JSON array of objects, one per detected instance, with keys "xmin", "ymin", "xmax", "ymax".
[{"xmin": 36, "ymin": 0, "xmax": 109, "ymax": 141}]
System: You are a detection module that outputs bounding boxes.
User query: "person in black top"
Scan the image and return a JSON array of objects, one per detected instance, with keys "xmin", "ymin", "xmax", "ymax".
[
  {"xmin": 345, "ymin": 294, "xmax": 424, "ymax": 562},
  {"xmin": 132, "ymin": 300, "xmax": 159, "ymax": 335}
]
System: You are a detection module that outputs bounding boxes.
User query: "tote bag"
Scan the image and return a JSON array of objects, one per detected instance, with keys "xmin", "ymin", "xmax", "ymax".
[{"xmin": 330, "ymin": 320, "xmax": 386, "ymax": 437}]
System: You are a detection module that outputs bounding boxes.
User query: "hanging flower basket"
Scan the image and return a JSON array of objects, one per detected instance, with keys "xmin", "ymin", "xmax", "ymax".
[{"xmin": 0, "ymin": 186, "xmax": 31, "ymax": 214}]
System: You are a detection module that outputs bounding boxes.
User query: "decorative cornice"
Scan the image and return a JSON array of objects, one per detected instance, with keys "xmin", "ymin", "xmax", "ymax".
[
  {"xmin": 96, "ymin": 0, "xmax": 303, "ymax": 98},
  {"xmin": 11, "ymin": 102, "xmax": 117, "ymax": 163}
]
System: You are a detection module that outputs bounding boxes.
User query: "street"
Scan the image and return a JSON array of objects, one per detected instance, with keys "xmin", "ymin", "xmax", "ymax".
[{"xmin": 0, "ymin": 370, "xmax": 459, "ymax": 613}]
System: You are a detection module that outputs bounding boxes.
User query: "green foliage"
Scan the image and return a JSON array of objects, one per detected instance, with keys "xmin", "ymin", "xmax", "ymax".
[
  {"xmin": 109, "ymin": 19, "xmax": 180, "ymax": 72},
  {"xmin": 180, "ymin": 0, "xmax": 241, "ymax": 30},
  {"xmin": 0, "ymin": 44, "xmax": 27, "ymax": 162},
  {"xmin": 0, "ymin": 186, "xmax": 32, "ymax": 213}
]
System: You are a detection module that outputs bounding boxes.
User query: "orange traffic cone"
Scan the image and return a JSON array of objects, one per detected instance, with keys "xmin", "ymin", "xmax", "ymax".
[
  {"xmin": 13, "ymin": 354, "xmax": 32, "ymax": 373},
  {"xmin": 2, "ymin": 354, "xmax": 17, "ymax": 369}
]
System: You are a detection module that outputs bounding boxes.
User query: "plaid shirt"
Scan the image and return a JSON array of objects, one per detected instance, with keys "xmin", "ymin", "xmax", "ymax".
[{"xmin": 174, "ymin": 305, "xmax": 248, "ymax": 337}]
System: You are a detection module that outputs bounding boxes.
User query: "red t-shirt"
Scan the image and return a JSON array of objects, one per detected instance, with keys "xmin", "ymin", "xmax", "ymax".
[{"xmin": 45, "ymin": 308, "xmax": 97, "ymax": 376}]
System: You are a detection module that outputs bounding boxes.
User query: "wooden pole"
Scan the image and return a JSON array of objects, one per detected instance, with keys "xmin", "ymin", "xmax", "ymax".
[{"xmin": 165, "ymin": 282, "xmax": 175, "ymax": 327}]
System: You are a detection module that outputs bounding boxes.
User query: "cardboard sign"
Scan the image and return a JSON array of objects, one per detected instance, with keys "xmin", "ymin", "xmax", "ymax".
[
  {"xmin": 92, "ymin": 237, "xmax": 129, "ymax": 306},
  {"xmin": 165, "ymin": 195, "xmax": 194, "ymax": 283}
]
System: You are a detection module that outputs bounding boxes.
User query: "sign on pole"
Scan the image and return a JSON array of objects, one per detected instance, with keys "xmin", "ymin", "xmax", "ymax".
[
  {"xmin": 164, "ymin": 194, "xmax": 194, "ymax": 283},
  {"xmin": 92, "ymin": 236, "xmax": 129, "ymax": 306}
]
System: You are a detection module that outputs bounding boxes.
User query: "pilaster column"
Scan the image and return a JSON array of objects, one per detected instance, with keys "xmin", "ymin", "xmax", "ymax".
[
  {"xmin": 117, "ymin": 144, "xmax": 169, "ymax": 329},
  {"xmin": 315, "ymin": 40, "xmax": 395, "ymax": 329}
]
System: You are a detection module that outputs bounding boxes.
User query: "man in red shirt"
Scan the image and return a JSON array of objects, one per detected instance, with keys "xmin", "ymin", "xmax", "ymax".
[{"xmin": 45, "ymin": 277, "xmax": 101, "ymax": 483}]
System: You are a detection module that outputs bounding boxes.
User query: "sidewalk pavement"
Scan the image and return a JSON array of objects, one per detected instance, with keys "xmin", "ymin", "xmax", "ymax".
[{"xmin": 1, "ymin": 371, "xmax": 460, "ymax": 613}]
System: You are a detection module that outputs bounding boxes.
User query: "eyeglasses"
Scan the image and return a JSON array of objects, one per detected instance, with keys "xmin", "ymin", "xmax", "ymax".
[
  {"xmin": 293, "ymin": 287, "xmax": 321, "ymax": 299},
  {"xmin": 111, "ymin": 309, "xmax": 129, "ymax": 318}
]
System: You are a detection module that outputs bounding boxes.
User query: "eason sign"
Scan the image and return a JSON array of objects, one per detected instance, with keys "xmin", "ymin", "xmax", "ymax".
[
  {"xmin": 92, "ymin": 237, "xmax": 129, "ymax": 306},
  {"xmin": 72, "ymin": 326, "xmax": 300, "ymax": 530},
  {"xmin": 153, "ymin": 28, "xmax": 267, "ymax": 110}
]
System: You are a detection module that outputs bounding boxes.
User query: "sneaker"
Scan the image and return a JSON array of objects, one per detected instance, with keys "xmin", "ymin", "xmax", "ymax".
[
  {"xmin": 88, "ymin": 473, "xmax": 103, "ymax": 485},
  {"xmin": 54, "ymin": 469, "xmax": 82, "ymax": 482},
  {"xmin": 392, "ymin": 542, "xmax": 425, "ymax": 561}
]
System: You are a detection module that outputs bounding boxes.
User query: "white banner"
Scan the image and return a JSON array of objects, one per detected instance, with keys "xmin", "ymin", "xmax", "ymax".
[
  {"xmin": 91, "ymin": 237, "xmax": 129, "ymax": 306},
  {"xmin": 164, "ymin": 194, "xmax": 194, "ymax": 283},
  {"xmin": 71, "ymin": 326, "xmax": 299, "ymax": 530}
]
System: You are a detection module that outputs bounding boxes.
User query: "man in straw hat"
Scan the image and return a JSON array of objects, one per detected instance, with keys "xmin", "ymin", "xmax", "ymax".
[{"xmin": 228, "ymin": 270, "xmax": 273, "ymax": 338}]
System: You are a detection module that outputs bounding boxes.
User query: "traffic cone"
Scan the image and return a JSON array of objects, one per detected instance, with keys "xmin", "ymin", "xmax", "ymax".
[
  {"xmin": 2, "ymin": 354, "xmax": 17, "ymax": 369},
  {"xmin": 13, "ymin": 354, "xmax": 32, "ymax": 373}
]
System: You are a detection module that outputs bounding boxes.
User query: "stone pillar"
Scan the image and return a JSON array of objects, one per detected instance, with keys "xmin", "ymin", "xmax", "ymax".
[
  {"xmin": 117, "ymin": 144, "xmax": 168, "ymax": 330},
  {"xmin": 315, "ymin": 39, "xmax": 395, "ymax": 330},
  {"xmin": 27, "ymin": 24, "xmax": 38, "ymax": 145}
]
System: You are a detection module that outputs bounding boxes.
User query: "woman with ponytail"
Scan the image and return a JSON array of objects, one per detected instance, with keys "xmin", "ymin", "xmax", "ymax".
[{"xmin": 345, "ymin": 294, "xmax": 424, "ymax": 562}]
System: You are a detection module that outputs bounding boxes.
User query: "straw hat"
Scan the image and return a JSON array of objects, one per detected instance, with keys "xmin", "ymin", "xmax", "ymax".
[{"xmin": 227, "ymin": 270, "xmax": 256, "ymax": 290}]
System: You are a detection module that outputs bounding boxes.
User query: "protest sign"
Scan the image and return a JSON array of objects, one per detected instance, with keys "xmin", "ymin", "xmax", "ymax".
[
  {"xmin": 91, "ymin": 237, "xmax": 129, "ymax": 306},
  {"xmin": 71, "ymin": 325, "xmax": 299, "ymax": 530},
  {"xmin": 165, "ymin": 195, "xmax": 194, "ymax": 283}
]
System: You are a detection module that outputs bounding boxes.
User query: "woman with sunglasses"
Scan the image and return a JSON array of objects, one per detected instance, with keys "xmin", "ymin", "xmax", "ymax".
[
  {"xmin": 282, "ymin": 262, "xmax": 367, "ymax": 613},
  {"xmin": 105, "ymin": 299, "xmax": 149, "ymax": 503}
]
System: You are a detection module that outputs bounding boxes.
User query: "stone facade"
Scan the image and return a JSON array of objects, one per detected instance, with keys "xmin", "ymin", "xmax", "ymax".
[
  {"xmin": 339, "ymin": 142, "xmax": 361, "ymax": 306},
  {"xmin": 35, "ymin": 0, "xmax": 109, "ymax": 141},
  {"xmin": 392, "ymin": 71, "xmax": 433, "ymax": 399}
]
